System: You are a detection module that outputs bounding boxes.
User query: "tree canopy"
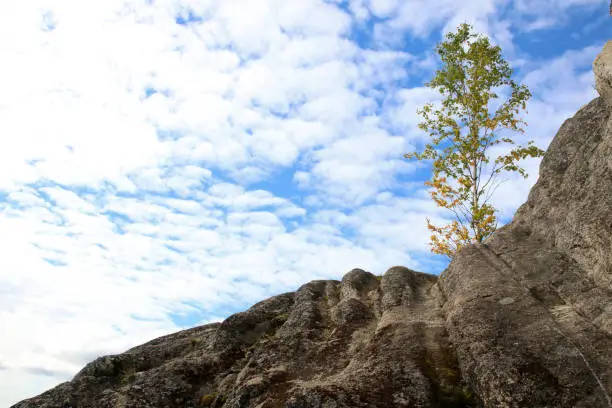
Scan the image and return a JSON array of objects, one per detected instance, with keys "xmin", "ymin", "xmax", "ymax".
[{"xmin": 405, "ymin": 23, "xmax": 544, "ymax": 259}]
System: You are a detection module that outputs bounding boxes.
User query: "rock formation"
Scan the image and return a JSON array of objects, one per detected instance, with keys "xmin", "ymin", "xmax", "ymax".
[{"xmin": 12, "ymin": 43, "xmax": 612, "ymax": 408}]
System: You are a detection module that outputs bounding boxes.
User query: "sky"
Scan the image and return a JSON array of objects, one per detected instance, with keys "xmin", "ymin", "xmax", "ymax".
[{"xmin": 0, "ymin": 0, "xmax": 609, "ymax": 405}]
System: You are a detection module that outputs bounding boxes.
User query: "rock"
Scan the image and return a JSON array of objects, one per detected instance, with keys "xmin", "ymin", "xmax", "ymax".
[
  {"xmin": 11, "ymin": 266, "xmax": 475, "ymax": 408},
  {"xmin": 11, "ymin": 42, "xmax": 612, "ymax": 408},
  {"xmin": 594, "ymin": 41, "xmax": 612, "ymax": 107},
  {"xmin": 438, "ymin": 44, "xmax": 612, "ymax": 407}
]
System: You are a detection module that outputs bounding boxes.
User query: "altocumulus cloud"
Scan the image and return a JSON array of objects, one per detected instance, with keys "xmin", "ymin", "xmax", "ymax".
[{"xmin": 0, "ymin": 0, "xmax": 608, "ymax": 404}]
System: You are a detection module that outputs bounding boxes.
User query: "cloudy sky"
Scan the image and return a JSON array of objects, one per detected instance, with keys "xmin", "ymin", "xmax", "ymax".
[{"xmin": 0, "ymin": 0, "xmax": 609, "ymax": 405}]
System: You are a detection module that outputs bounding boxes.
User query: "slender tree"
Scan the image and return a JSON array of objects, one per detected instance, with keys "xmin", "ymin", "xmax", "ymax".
[{"xmin": 405, "ymin": 23, "xmax": 544, "ymax": 259}]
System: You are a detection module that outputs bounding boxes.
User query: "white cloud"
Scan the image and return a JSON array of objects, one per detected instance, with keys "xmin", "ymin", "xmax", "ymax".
[
  {"xmin": 366, "ymin": 0, "xmax": 504, "ymax": 40},
  {"xmin": 512, "ymin": 0, "xmax": 604, "ymax": 21},
  {"xmin": 305, "ymin": 124, "xmax": 416, "ymax": 206},
  {"xmin": 365, "ymin": 0, "xmax": 606, "ymax": 51}
]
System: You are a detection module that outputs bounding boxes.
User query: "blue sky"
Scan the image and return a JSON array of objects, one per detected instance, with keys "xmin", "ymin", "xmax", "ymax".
[{"xmin": 0, "ymin": 0, "xmax": 609, "ymax": 405}]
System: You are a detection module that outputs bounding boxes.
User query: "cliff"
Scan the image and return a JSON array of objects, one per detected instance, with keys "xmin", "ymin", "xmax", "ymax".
[{"xmin": 12, "ymin": 42, "xmax": 612, "ymax": 408}]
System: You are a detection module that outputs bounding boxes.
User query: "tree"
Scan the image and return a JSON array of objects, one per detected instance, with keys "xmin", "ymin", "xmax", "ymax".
[{"xmin": 404, "ymin": 23, "xmax": 544, "ymax": 259}]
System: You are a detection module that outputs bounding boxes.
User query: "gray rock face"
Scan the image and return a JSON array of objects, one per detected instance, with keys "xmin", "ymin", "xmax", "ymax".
[
  {"xmin": 13, "ymin": 269, "xmax": 473, "ymax": 408},
  {"xmin": 12, "ymin": 45, "xmax": 612, "ymax": 408},
  {"xmin": 594, "ymin": 41, "xmax": 612, "ymax": 106}
]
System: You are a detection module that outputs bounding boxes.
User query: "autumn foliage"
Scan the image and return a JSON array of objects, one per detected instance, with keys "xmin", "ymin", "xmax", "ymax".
[{"xmin": 405, "ymin": 24, "xmax": 545, "ymax": 259}]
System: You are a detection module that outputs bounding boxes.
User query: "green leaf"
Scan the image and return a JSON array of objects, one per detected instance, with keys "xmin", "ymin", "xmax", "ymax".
[{"xmin": 402, "ymin": 23, "xmax": 544, "ymax": 259}]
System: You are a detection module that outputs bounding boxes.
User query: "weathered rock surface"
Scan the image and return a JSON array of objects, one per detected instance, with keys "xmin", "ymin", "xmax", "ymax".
[
  {"xmin": 12, "ymin": 45, "xmax": 612, "ymax": 408},
  {"xmin": 595, "ymin": 41, "xmax": 612, "ymax": 109}
]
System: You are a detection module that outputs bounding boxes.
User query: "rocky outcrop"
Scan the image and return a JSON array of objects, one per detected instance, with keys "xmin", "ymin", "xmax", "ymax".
[
  {"xmin": 439, "ymin": 43, "xmax": 612, "ymax": 407},
  {"xmin": 12, "ymin": 44, "xmax": 612, "ymax": 408},
  {"xmin": 12, "ymin": 269, "xmax": 477, "ymax": 408},
  {"xmin": 595, "ymin": 41, "xmax": 612, "ymax": 108}
]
